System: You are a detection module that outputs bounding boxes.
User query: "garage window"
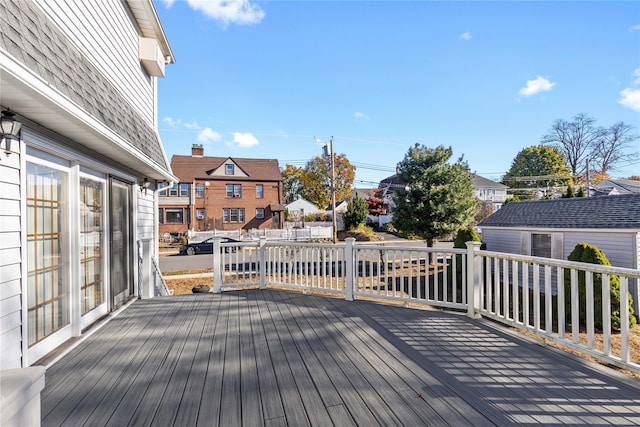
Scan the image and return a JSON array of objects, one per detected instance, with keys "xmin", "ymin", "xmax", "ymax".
[{"xmin": 531, "ymin": 233, "xmax": 551, "ymax": 258}]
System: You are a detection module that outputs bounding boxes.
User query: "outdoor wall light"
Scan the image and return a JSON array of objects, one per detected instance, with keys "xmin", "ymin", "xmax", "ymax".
[
  {"xmin": 0, "ymin": 110, "xmax": 22, "ymax": 156},
  {"xmin": 140, "ymin": 177, "xmax": 150, "ymax": 194}
]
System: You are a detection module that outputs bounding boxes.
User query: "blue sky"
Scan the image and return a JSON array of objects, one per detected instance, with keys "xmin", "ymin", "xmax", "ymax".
[{"xmin": 155, "ymin": 0, "xmax": 640, "ymax": 187}]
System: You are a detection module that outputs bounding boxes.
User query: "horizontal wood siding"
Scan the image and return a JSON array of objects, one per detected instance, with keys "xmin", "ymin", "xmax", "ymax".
[
  {"xmin": 0, "ymin": 156, "xmax": 23, "ymax": 368},
  {"xmin": 482, "ymin": 229, "xmax": 521, "ymax": 254},
  {"xmin": 33, "ymin": 0, "xmax": 155, "ymax": 125}
]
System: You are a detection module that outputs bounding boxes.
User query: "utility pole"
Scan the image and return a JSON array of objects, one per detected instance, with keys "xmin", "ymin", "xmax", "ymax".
[{"xmin": 323, "ymin": 137, "xmax": 337, "ymax": 243}]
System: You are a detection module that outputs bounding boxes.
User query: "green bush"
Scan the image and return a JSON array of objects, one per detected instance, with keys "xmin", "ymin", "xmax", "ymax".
[
  {"xmin": 452, "ymin": 228, "xmax": 484, "ymax": 284},
  {"xmin": 453, "ymin": 227, "xmax": 481, "ymax": 248},
  {"xmin": 343, "ymin": 197, "xmax": 369, "ymax": 230},
  {"xmin": 382, "ymin": 222, "xmax": 396, "ymax": 233},
  {"xmin": 564, "ymin": 242, "xmax": 636, "ymax": 330}
]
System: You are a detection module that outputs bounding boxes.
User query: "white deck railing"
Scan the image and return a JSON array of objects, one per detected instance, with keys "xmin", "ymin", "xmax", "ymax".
[{"xmin": 207, "ymin": 237, "xmax": 640, "ymax": 375}]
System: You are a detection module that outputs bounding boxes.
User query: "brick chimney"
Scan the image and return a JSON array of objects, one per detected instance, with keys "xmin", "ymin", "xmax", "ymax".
[{"xmin": 192, "ymin": 144, "xmax": 204, "ymax": 157}]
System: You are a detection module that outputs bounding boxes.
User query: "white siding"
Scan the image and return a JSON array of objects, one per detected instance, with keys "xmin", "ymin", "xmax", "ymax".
[
  {"xmin": 32, "ymin": 0, "xmax": 155, "ymax": 125},
  {"xmin": 563, "ymin": 232, "xmax": 636, "ymax": 269},
  {"xmin": 0, "ymin": 150, "xmax": 23, "ymax": 369},
  {"xmin": 137, "ymin": 191, "xmax": 156, "ymax": 242},
  {"xmin": 482, "ymin": 229, "xmax": 522, "ymax": 254}
]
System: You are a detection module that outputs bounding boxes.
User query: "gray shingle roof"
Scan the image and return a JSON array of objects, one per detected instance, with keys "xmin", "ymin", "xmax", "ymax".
[
  {"xmin": 473, "ymin": 174, "xmax": 508, "ymax": 189},
  {"xmin": 479, "ymin": 194, "xmax": 640, "ymax": 229},
  {"xmin": 592, "ymin": 179, "xmax": 640, "ymax": 196},
  {"xmin": 0, "ymin": 0, "xmax": 169, "ymax": 172}
]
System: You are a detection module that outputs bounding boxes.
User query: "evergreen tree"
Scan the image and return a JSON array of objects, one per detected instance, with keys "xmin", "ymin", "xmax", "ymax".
[
  {"xmin": 563, "ymin": 184, "xmax": 575, "ymax": 198},
  {"xmin": 393, "ymin": 144, "xmax": 476, "ymax": 247},
  {"xmin": 343, "ymin": 197, "xmax": 368, "ymax": 230}
]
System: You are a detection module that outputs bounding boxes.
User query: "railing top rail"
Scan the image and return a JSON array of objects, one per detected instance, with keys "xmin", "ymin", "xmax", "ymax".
[
  {"xmin": 480, "ymin": 249, "xmax": 640, "ymax": 278},
  {"xmin": 265, "ymin": 241, "xmax": 346, "ymax": 249},
  {"xmin": 354, "ymin": 244, "xmax": 466, "ymax": 254}
]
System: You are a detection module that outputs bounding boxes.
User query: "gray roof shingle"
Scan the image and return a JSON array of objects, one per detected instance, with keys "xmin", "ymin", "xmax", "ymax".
[
  {"xmin": 479, "ymin": 194, "xmax": 640, "ymax": 229},
  {"xmin": 0, "ymin": 0, "xmax": 169, "ymax": 173}
]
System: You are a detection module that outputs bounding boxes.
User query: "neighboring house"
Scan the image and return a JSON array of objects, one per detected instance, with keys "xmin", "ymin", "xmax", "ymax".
[
  {"xmin": 0, "ymin": 0, "xmax": 175, "ymax": 369},
  {"xmin": 353, "ymin": 187, "xmax": 377, "ymax": 200},
  {"xmin": 160, "ymin": 145, "xmax": 284, "ymax": 235},
  {"xmin": 473, "ymin": 174, "xmax": 508, "ymax": 211},
  {"xmin": 591, "ymin": 179, "xmax": 640, "ymax": 197},
  {"xmin": 378, "ymin": 173, "xmax": 507, "ymax": 215},
  {"xmin": 286, "ymin": 198, "xmax": 320, "ymax": 218},
  {"xmin": 479, "ymin": 194, "xmax": 640, "ymax": 314}
]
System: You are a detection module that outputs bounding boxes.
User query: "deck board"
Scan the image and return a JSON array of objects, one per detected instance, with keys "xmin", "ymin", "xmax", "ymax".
[{"xmin": 40, "ymin": 289, "xmax": 640, "ymax": 426}]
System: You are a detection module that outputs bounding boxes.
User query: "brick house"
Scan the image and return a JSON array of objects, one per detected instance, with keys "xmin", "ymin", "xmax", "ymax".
[{"xmin": 159, "ymin": 145, "xmax": 284, "ymax": 235}]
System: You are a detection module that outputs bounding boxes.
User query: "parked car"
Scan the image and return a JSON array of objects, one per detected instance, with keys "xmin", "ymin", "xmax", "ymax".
[{"xmin": 179, "ymin": 237, "xmax": 240, "ymax": 255}]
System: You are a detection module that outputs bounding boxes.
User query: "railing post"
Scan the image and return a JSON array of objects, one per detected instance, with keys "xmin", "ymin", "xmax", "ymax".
[
  {"xmin": 466, "ymin": 241, "xmax": 482, "ymax": 319},
  {"xmin": 212, "ymin": 236, "xmax": 222, "ymax": 293},
  {"xmin": 259, "ymin": 237, "xmax": 267, "ymax": 290},
  {"xmin": 345, "ymin": 238, "xmax": 355, "ymax": 301},
  {"xmin": 139, "ymin": 239, "xmax": 153, "ymax": 299}
]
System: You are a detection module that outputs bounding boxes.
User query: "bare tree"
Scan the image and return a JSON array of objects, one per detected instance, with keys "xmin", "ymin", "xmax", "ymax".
[
  {"xmin": 541, "ymin": 113, "xmax": 604, "ymax": 176},
  {"xmin": 591, "ymin": 122, "xmax": 639, "ymax": 175}
]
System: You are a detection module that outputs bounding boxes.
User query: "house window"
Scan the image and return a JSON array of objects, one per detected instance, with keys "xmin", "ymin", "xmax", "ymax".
[
  {"xmin": 531, "ymin": 234, "xmax": 551, "ymax": 258},
  {"xmin": 226, "ymin": 164, "xmax": 234, "ymax": 175},
  {"xmin": 256, "ymin": 208, "xmax": 265, "ymax": 219},
  {"xmin": 159, "ymin": 188, "xmax": 168, "ymax": 197},
  {"xmin": 223, "ymin": 208, "xmax": 245, "ymax": 223},
  {"xmin": 159, "ymin": 208, "xmax": 164, "ymax": 223},
  {"xmin": 169, "ymin": 184, "xmax": 178, "ymax": 196},
  {"xmin": 179, "ymin": 183, "xmax": 189, "ymax": 197},
  {"xmin": 256, "ymin": 184, "xmax": 264, "ymax": 198},
  {"xmin": 165, "ymin": 208, "xmax": 184, "ymax": 224},
  {"xmin": 196, "ymin": 184, "xmax": 204, "ymax": 198},
  {"xmin": 196, "ymin": 208, "xmax": 206, "ymax": 220},
  {"xmin": 226, "ymin": 184, "xmax": 242, "ymax": 198}
]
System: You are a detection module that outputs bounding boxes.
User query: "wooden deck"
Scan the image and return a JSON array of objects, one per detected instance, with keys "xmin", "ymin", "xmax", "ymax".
[{"xmin": 41, "ymin": 289, "xmax": 640, "ymax": 426}]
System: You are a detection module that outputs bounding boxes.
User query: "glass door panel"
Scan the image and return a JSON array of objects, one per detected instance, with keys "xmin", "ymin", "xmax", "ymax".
[
  {"xmin": 26, "ymin": 162, "xmax": 69, "ymax": 346},
  {"xmin": 80, "ymin": 177, "xmax": 106, "ymax": 315},
  {"xmin": 109, "ymin": 178, "xmax": 132, "ymax": 309}
]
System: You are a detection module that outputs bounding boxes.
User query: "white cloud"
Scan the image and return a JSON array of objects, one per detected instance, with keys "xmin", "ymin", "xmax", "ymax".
[
  {"xmin": 183, "ymin": 121, "xmax": 201, "ymax": 130},
  {"xmin": 159, "ymin": 0, "xmax": 176, "ymax": 7},
  {"xmin": 183, "ymin": 0, "xmax": 265, "ymax": 26},
  {"xmin": 163, "ymin": 116, "xmax": 180, "ymax": 127},
  {"xmin": 460, "ymin": 32, "xmax": 472, "ymax": 40},
  {"xmin": 629, "ymin": 24, "xmax": 640, "ymax": 32},
  {"xmin": 519, "ymin": 76, "xmax": 555, "ymax": 97},
  {"xmin": 634, "ymin": 67, "xmax": 640, "ymax": 85},
  {"xmin": 232, "ymin": 132, "xmax": 259, "ymax": 148},
  {"xmin": 619, "ymin": 88, "xmax": 640, "ymax": 112},
  {"xmin": 354, "ymin": 112, "xmax": 370, "ymax": 120},
  {"xmin": 197, "ymin": 127, "xmax": 222, "ymax": 143}
]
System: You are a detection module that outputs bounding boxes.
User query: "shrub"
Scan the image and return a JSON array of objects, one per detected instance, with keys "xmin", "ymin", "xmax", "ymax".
[
  {"xmin": 452, "ymin": 228, "xmax": 484, "ymax": 284},
  {"xmin": 564, "ymin": 242, "xmax": 636, "ymax": 330},
  {"xmin": 343, "ymin": 197, "xmax": 369, "ymax": 230},
  {"xmin": 382, "ymin": 222, "xmax": 396, "ymax": 232},
  {"xmin": 453, "ymin": 227, "xmax": 481, "ymax": 248}
]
